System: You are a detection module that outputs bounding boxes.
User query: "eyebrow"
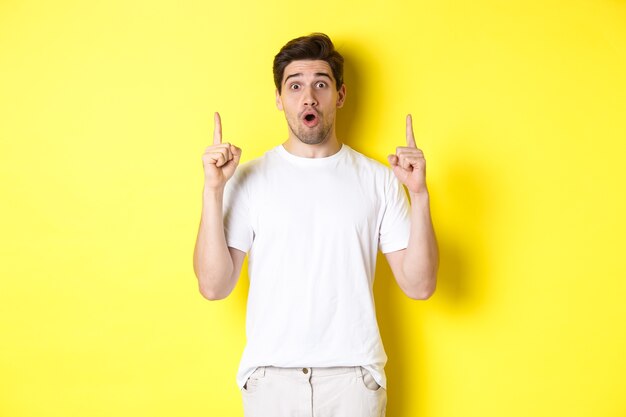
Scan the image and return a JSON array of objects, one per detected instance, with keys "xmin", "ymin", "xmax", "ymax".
[{"xmin": 283, "ymin": 72, "xmax": 332, "ymax": 85}]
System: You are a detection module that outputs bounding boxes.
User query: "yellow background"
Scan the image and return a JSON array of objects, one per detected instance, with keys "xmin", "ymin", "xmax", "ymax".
[{"xmin": 1, "ymin": 0, "xmax": 625, "ymax": 416}]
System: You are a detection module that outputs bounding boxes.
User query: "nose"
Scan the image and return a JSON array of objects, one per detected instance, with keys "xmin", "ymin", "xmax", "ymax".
[{"xmin": 303, "ymin": 86, "xmax": 318, "ymax": 107}]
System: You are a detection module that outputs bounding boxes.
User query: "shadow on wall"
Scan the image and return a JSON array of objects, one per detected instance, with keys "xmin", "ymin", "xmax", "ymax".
[
  {"xmin": 435, "ymin": 158, "xmax": 495, "ymax": 311},
  {"xmin": 335, "ymin": 48, "xmax": 365, "ymax": 149},
  {"xmin": 375, "ymin": 146, "xmax": 496, "ymax": 416}
]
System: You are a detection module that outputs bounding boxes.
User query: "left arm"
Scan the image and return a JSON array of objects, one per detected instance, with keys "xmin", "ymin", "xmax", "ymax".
[
  {"xmin": 385, "ymin": 114, "xmax": 439, "ymax": 300},
  {"xmin": 385, "ymin": 191, "xmax": 438, "ymax": 299}
]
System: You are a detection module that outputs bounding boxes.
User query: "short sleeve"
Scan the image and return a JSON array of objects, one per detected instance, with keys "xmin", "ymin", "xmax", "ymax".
[
  {"xmin": 223, "ymin": 167, "xmax": 254, "ymax": 253},
  {"xmin": 378, "ymin": 173, "xmax": 411, "ymax": 253}
]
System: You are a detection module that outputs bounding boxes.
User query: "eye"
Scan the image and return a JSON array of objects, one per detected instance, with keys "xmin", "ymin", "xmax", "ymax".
[
  {"xmin": 290, "ymin": 83, "xmax": 301, "ymax": 90},
  {"xmin": 316, "ymin": 81, "xmax": 327, "ymax": 88}
]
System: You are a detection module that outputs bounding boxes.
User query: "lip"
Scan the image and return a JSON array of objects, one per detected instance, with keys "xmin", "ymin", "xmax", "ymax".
[{"xmin": 300, "ymin": 109, "xmax": 320, "ymax": 128}]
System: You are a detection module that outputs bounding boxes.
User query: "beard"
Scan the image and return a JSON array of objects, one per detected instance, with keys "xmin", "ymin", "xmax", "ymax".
[{"xmin": 287, "ymin": 113, "xmax": 334, "ymax": 145}]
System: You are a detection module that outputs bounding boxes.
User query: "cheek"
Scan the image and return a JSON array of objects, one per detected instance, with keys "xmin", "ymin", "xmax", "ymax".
[
  {"xmin": 324, "ymin": 92, "xmax": 339, "ymax": 107},
  {"xmin": 282, "ymin": 97, "xmax": 297, "ymax": 112}
]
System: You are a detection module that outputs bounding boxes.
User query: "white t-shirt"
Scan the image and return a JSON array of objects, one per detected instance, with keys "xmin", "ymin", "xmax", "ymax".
[{"xmin": 223, "ymin": 143, "xmax": 411, "ymax": 390}]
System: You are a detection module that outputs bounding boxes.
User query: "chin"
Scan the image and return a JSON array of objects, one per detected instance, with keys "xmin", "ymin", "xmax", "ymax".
[
  {"xmin": 298, "ymin": 136, "xmax": 326, "ymax": 145},
  {"xmin": 296, "ymin": 126, "xmax": 332, "ymax": 146}
]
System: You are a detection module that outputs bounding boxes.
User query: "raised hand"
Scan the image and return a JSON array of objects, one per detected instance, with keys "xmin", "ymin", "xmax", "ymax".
[
  {"xmin": 387, "ymin": 114, "xmax": 427, "ymax": 195},
  {"xmin": 202, "ymin": 112, "xmax": 242, "ymax": 191}
]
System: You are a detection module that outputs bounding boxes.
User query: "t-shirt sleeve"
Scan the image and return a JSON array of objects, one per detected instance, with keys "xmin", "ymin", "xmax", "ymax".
[
  {"xmin": 223, "ymin": 167, "xmax": 254, "ymax": 253},
  {"xmin": 378, "ymin": 172, "xmax": 411, "ymax": 253}
]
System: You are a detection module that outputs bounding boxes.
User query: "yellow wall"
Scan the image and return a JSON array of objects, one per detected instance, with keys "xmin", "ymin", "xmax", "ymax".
[{"xmin": 1, "ymin": 0, "xmax": 625, "ymax": 416}]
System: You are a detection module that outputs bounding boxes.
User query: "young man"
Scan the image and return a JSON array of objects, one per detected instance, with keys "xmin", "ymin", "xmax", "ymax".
[{"xmin": 193, "ymin": 33, "xmax": 438, "ymax": 417}]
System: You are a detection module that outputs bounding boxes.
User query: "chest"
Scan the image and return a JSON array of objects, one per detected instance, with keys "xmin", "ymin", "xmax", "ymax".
[{"xmin": 250, "ymin": 166, "xmax": 383, "ymax": 236}]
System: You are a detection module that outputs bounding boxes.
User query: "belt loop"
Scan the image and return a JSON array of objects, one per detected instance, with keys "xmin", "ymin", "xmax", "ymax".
[
  {"xmin": 259, "ymin": 366, "xmax": 266, "ymax": 377},
  {"xmin": 355, "ymin": 366, "xmax": 363, "ymax": 378}
]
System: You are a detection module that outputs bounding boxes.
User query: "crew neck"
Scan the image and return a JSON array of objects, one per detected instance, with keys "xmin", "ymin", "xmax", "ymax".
[{"xmin": 276, "ymin": 143, "xmax": 348, "ymax": 166}]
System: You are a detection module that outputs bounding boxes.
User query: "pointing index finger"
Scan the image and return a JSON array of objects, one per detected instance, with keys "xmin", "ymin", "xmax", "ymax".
[
  {"xmin": 213, "ymin": 112, "xmax": 222, "ymax": 145},
  {"xmin": 406, "ymin": 114, "xmax": 416, "ymax": 148}
]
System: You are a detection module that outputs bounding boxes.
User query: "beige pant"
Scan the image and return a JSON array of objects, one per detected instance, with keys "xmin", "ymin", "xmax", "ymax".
[{"xmin": 241, "ymin": 365, "xmax": 387, "ymax": 417}]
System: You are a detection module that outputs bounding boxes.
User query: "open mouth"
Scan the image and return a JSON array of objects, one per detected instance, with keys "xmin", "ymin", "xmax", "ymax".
[{"xmin": 302, "ymin": 111, "xmax": 319, "ymax": 127}]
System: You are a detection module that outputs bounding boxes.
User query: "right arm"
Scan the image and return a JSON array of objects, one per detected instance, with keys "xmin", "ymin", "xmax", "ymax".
[{"xmin": 192, "ymin": 112, "xmax": 245, "ymax": 300}]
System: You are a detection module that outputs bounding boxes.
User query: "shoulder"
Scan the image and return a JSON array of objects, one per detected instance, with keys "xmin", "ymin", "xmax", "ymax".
[
  {"xmin": 344, "ymin": 145, "xmax": 394, "ymax": 180},
  {"xmin": 231, "ymin": 146, "xmax": 278, "ymax": 182}
]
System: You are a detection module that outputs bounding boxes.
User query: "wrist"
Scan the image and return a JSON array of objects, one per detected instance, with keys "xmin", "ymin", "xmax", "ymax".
[
  {"xmin": 409, "ymin": 188, "xmax": 429, "ymax": 201},
  {"xmin": 203, "ymin": 185, "xmax": 225, "ymax": 199}
]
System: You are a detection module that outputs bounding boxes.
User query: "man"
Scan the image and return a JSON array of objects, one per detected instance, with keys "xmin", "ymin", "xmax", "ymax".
[{"xmin": 193, "ymin": 33, "xmax": 438, "ymax": 417}]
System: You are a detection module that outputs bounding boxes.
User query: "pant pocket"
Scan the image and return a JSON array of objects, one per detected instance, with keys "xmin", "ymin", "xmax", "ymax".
[
  {"xmin": 360, "ymin": 367, "xmax": 383, "ymax": 391},
  {"xmin": 241, "ymin": 368, "xmax": 265, "ymax": 394}
]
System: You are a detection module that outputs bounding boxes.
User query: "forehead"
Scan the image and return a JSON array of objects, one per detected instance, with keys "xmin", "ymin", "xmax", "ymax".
[{"xmin": 282, "ymin": 60, "xmax": 334, "ymax": 81}]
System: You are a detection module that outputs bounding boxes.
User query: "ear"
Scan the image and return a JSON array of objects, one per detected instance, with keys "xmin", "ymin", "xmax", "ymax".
[
  {"xmin": 336, "ymin": 84, "xmax": 346, "ymax": 108},
  {"xmin": 275, "ymin": 89, "xmax": 283, "ymax": 111}
]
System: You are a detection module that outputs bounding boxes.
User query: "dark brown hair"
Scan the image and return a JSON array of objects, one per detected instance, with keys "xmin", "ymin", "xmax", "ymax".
[{"xmin": 273, "ymin": 33, "xmax": 344, "ymax": 94}]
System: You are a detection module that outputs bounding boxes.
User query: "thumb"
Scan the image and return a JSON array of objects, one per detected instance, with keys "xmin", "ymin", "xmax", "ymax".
[
  {"xmin": 391, "ymin": 164, "xmax": 409, "ymax": 183},
  {"xmin": 387, "ymin": 154, "xmax": 398, "ymax": 166},
  {"xmin": 231, "ymin": 145, "xmax": 242, "ymax": 166}
]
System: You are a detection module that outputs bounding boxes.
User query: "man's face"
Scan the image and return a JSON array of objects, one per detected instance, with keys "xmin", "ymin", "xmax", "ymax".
[{"xmin": 276, "ymin": 60, "xmax": 346, "ymax": 146}]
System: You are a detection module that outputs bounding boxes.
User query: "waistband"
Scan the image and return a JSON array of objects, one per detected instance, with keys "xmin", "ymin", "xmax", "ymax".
[{"xmin": 250, "ymin": 365, "xmax": 364, "ymax": 378}]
